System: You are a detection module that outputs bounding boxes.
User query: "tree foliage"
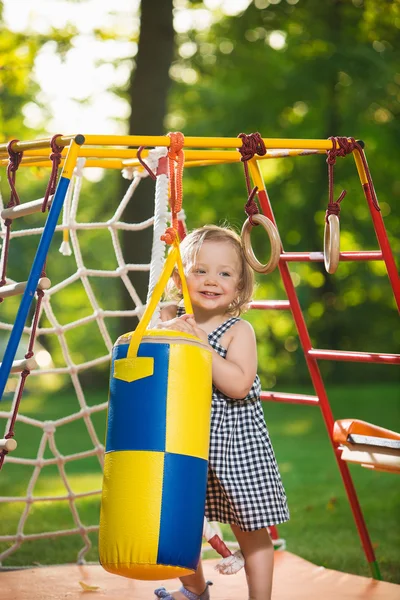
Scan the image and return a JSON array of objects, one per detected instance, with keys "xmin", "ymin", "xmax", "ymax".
[{"xmin": 167, "ymin": 0, "xmax": 400, "ymax": 385}]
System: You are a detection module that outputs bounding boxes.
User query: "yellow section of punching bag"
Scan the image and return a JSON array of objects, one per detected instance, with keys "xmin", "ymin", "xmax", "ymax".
[
  {"xmin": 166, "ymin": 343, "xmax": 213, "ymax": 460},
  {"xmin": 100, "ymin": 450, "xmax": 165, "ymax": 577}
]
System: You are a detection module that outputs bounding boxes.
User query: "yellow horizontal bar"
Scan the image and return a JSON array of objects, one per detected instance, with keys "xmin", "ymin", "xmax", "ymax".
[
  {"xmin": 0, "ymin": 134, "xmax": 85, "ymax": 154},
  {"xmin": 0, "ymin": 156, "xmax": 51, "ymax": 166},
  {"xmin": 1, "ymin": 134, "xmax": 365, "ymax": 157},
  {"xmin": 81, "ymin": 134, "xmax": 339, "ymax": 150},
  {"xmin": 1, "ymin": 146, "xmax": 326, "ymax": 171},
  {"xmin": 0, "ymin": 157, "xmax": 126, "ymax": 170},
  {"xmin": 20, "ymin": 147, "xmax": 234, "ymax": 160},
  {"xmin": 5, "ymin": 147, "xmax": 326, "ymax": 163}
]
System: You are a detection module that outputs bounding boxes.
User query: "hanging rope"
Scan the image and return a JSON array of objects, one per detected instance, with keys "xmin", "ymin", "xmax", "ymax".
[
  {"xmin": 0, "ymin": 283, "xmax": 46, "ymax": 470},
  {"xmin": 326, "ymin": 136, "xmax": 380, "ymax": 218},
  {"xmin": 324, "ymin": 136, "xmax": 380, "ymax": 274},
  {"xmin": 237, "ymin": 132, "xmax": 266, "ymax": 225},
  {"xmin": 161, "ymin": 132, "xmax": 185, "ymax": 244},
  {"xmin": 6, "ymin": 139, "xmax": 23, "ymax": 208},
  {"xmin": 0, "ymin": 138, "xmax": 61, "ymax": 468},
  {"xmin": 237, "ymin": 132, "xmax": 281, "ymax": 274},
  {"xmin": 0, "ymin": 141, "xmax": 24, "ymax": 290},
  {"xmin": 41, "ymin": 134, "xmax": 64, "ymax": 212},
  {"xmin": 325, "ymin": 136, "xmax": 349, "ymax": 223}
]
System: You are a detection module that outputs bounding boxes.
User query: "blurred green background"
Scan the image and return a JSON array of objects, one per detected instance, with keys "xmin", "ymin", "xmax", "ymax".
[{"xmin": 0, "ymin": 0, "xmax": 399, "ymax": 584}]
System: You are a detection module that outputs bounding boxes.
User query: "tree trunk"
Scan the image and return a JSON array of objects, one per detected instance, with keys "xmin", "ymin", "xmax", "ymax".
[{"xmin": 120, "ymin": 0, "xmax": 174, "ymax": 332}]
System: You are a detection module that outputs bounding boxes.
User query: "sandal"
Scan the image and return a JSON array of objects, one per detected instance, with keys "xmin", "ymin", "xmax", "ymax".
[{"xmin": 154, "ymin": 580, "xmax": 213, "ymax": 599}]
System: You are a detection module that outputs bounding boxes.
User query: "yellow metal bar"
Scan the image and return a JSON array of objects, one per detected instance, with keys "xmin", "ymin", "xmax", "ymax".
[
  {"xmin": 353, "ymin": 149, "xmax": 369, "ymax": 185},
  {"xmin": 20, "ymin": 147, "xmax": 242, "ymax": 160},
  {"xmin": 174, "ymin": 159, "xmax": 230, "ymax": 168},
  {"xmin": 0, "ymin": 134, "xmax": 84, "ymax": 154},
  {"xmin": 248, "ymin": 158, "xmax": 265, "ymax": 190},
  {"xmin": 1, "ymin": 157, "xmax": 125, "ymax": 170},
  {"xmin": 3, "ymin": 149, "xmax": 326, "ymax": 171},
  {"xmin": 81, "ymin": 135, "xmax": 339, "ymax": 150},
  {"xmin": 0, "ymin": 156, "xmax": 52, "ymax": 166},
  {"xmin": 61, "ymin": 137, "xmax": 85, "ymax": 180},
  {"xmin": 19, "ymin": 146, "xmax": 326, "ymax": 162},
  {"xmin": 4, "ymin": 148, "xmax": 68, "ymax": 158},
  {"xmin": 1, "ymin": 135, "xmax": 364, "ymax": 157}
]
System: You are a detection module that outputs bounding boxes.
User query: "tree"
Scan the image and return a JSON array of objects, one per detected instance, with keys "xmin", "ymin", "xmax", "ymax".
[{"xmin": 120, "ymin": 0, "xmax": 175, "ymax": 326}]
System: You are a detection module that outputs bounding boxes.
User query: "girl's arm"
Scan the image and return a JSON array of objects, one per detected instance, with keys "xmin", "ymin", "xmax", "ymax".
[{"xmin": 188, "ymin": 318, "xmax": 258, "ymax": 399}]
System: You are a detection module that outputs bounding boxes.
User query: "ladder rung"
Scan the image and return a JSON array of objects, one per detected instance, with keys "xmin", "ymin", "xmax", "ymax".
[
  {"xmin": 308, "ymin": 349, "xmax": 400, "ymax": 364},
  {"xmin": 280, "ymin": 251, "xmax": 383, "ymax": 262},
  {"xmin": 250, "ymin": 300, "xmax": 290, "ymax": 310},
  {"xmin": 4, "ymin": 358, "xmax": 38, "ymax": 373},
  {"xmin": 0, "ymin": 277, "xmax": 51, "ymax": 299},
  {"xmin": 1, "ymin": 196, "xmax": 53, "ymax": 220},
  {"xmin": 261, "ymin": 391, "xmax": 319, "ymax": 405}
]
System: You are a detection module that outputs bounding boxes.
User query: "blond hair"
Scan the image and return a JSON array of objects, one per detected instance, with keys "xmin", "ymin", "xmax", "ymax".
[{"xmin": 166, "ymin": 225, "xmax": 255, "ymax": 316}]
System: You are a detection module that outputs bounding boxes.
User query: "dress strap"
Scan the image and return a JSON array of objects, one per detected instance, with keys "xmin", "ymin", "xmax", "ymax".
[
  {"xmin": 176, "ymin": 305, "xmax": 185, "ymax": 317},
  {"xmin": 208, "ymin": 317, "xmax": 240, "ymax": 342}
]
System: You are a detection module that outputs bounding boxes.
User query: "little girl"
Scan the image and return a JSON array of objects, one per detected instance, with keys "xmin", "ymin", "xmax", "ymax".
[{"xmin": 154, "ymin": 225, "xmax": 289, "ymax": 600}]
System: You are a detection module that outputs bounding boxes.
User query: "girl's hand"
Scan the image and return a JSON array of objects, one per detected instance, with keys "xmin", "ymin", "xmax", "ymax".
[
  {"xmin": 185, "ymin": 316, "xmax": 209, "ymax": 344},
  {"xmin": 156, "ymin": 314, "xmax": 197, "ymax": 335}
]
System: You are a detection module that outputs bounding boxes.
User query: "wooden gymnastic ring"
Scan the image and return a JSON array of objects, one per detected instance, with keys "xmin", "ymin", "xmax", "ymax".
[
  {"xmin": 241, "ymin": 214, "xmax": 281, "ymax": 274},
  {"xmin": 324, "ymin": 214, "xmax": 340, "ymax": 274}
]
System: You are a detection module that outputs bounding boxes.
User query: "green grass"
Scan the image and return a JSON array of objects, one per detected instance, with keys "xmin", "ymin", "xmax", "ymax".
[{"xmin": 0, "ymin": 383, "xmax": 399, "ymax": 583}]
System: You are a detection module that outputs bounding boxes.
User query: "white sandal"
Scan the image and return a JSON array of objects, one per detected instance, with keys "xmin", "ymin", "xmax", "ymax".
[{"xmin": 154, "ymin": 580, "xmax": 213, "ymax": 599}]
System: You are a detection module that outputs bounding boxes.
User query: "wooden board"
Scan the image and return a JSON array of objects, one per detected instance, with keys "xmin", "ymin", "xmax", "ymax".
[{"xmin": 1, "ymin": 553, "xmax": 399, "ymax": 600}]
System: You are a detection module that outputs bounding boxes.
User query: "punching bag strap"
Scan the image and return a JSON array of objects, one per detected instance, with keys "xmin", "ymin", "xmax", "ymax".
[{"xmin": 114, "ymin": 240, "xmax": 193, "ymax": 382}]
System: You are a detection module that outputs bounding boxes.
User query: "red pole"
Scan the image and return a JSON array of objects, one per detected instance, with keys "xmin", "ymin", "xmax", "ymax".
[{"xmin": 353, "ymin": 149, "xmax": 400, "ymax": 312}]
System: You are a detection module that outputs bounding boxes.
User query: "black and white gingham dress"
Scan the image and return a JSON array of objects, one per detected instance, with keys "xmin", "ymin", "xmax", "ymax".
[{"xmin": 177, "ymin": 308, "xmax": 290, "ymax": 531}]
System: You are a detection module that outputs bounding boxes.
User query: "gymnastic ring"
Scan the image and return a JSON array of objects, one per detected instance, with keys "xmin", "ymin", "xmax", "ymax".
[
  {"xmin": 241, "ymin": 214, "xmax": 281, "ymax": 274},
  {"xmin": 324, "ymin": 214, "xmax": 340, "ymax": 274}
]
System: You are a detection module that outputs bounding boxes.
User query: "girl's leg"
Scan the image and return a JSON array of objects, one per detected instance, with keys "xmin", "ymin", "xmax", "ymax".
[
  {"xmin": 155, "ymin": 560, "xmax": 208, "ymax": 599},
  {"xmin": 180, "ymin": 560, "xmax": 208, "ymax": 596},
  {"xmin": 231, "ymin": 524, "xmax": 274, "ymax": 600}
]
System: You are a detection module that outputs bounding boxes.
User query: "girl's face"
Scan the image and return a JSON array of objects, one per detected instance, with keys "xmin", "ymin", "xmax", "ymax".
[{"xmin": 183, "ymin": 240, "xmax": 241, "ymax": 315}]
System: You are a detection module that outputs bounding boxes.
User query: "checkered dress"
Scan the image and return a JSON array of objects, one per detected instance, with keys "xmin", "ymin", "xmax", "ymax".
[{"xmin": 177, "ymin": 308, "xmax": 290, "ymax": 531}]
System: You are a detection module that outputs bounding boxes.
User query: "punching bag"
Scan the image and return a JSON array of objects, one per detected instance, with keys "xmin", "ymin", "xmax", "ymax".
[{"xmin": 99, "ymin": 243, "xmax": 212, "ymax": 580}]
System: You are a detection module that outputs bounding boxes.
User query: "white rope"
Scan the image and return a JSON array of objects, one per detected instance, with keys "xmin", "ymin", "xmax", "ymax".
[
  {"xmin": 58, "ymin": 160, "xmax": 77, "ymax": 256},
  {"xmin": 0, "ymin": 163, "xmax": 155, "ymax": 566},
  {"xmin": 146, "ymin": 147, "xmax": 169, "ymax": 327}
]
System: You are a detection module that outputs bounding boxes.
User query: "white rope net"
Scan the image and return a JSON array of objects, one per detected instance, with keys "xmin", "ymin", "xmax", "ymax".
[{"xmin": 0, "ymin": 152, "xmax": 173, "ymax": 566}]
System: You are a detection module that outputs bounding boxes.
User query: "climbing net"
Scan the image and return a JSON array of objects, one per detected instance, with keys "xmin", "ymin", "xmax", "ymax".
[{"xmin": 0, "ymin": 143, "xmax": 188, "ymax": 564}]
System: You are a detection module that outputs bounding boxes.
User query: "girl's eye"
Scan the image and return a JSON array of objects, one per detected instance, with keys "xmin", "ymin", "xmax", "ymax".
[
  {"xmin": 221, "ymin": 272, "xmax": 231, "ymax": 277},
  {"xmin": 194, "ymin": 269, "xmax": 205, "ymax": 274}
]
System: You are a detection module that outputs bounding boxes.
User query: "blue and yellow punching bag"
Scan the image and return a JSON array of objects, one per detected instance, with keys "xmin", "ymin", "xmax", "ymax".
[{"xmin": 99, "ymin": 243, "xmax": 212, "ymax": 580}]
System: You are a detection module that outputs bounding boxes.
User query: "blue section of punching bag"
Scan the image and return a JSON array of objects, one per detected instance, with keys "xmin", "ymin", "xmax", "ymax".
[
  {"xmin": 106, "ymin": 342, "xmax": 169, "ymax": 453},
  {"xmin": 157, "ymin": 453, "xmax": 209, "ymax": 570}
]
